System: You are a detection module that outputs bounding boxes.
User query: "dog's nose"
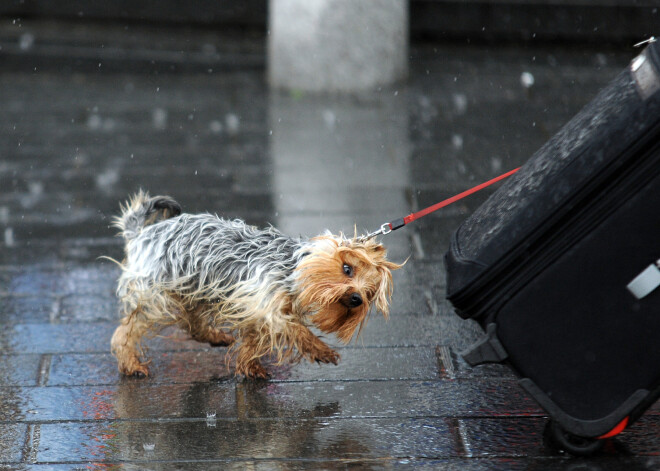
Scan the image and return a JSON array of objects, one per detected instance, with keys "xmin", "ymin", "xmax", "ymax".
[{"xmin": 349, "ymin": 293, "xmax": 363, "ymax": 308}]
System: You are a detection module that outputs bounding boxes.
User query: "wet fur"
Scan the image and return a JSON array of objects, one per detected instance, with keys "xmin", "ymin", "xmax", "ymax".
[{"xmin": 109, "ymin": 191, "xmax": 401, "ymax": 379}]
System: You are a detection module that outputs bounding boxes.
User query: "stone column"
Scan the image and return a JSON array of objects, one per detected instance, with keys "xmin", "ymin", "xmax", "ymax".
[
  {"xmin": 268, "ymin": 90, "xmax": 410, "ymax": 242},
  {"xmin": 268, "ymin": 0, "xmax": 408, "ymax": 93}
]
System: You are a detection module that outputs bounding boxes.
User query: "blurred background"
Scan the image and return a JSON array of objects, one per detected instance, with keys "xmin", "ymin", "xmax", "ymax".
[{"xmin": 0, "ymin": 0, "xmax": 655, "ymax": 248}]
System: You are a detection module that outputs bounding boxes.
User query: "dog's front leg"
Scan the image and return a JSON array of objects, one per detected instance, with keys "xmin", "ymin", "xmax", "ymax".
[
  {"xmin": 235, "ymin": 330, "xmax": 270, "ymax": 379},
  {"xmin": 289, "ymin": 323, "xmax": 340, "ymax": 365}
]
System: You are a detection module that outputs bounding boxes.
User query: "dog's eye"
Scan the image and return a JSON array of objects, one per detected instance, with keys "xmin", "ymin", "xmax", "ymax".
[{"xmin": 342, "ymin": 264, "xmax": 353, "ymax": 277}]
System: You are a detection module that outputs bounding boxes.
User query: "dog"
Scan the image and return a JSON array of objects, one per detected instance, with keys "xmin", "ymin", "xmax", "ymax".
[{"xmin": 109, "ymin": 191, "xmax": 401, "ymax": 379}]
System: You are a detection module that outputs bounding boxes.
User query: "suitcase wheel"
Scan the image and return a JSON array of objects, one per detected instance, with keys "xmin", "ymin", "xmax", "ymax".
[{"xmin": 544, "ymin": 420, "xmax": 605, "ymax": 456}]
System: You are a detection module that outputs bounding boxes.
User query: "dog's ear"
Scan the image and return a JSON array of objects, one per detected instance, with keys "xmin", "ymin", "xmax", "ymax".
[{"xmin": 374, "ymin": 266, "xmax": 394, "ymax": 318}]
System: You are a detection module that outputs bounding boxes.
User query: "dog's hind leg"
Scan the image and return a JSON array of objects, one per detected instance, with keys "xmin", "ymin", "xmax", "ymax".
[
  {"xmin": 190, "ymin": 323, "xmax": 235, "ymax": 347},
  {"xmin": 184, "ymin": 304, "xmax": 236, "ymax": 347},
  {"xmin": 111, "ymin": 313, "xmax": 151, "ymax": 378}
]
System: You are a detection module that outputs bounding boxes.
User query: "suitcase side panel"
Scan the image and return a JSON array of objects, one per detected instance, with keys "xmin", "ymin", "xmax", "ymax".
[{"xmin": 495, "ymin": 169, "xmax": 660, "ymax": 431}]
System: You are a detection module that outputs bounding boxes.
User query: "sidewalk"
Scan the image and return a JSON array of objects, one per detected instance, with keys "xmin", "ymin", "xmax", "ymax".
[{"xmin": 1, "ymin": 20, "xmax": 658, "ymax": 469}]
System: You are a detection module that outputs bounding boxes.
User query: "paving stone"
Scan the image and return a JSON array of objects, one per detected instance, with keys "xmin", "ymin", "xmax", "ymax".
[
  {"xmin": 0, "ymin": 354, "xmax": 41, "ymax": 386},
  {"xmin": 458, "ymin": 417, "xmax": 551, "ymax": 458},
  {"xmin": 357, "ymin": 308, "xmax": 483, "ymax": 351},
  {"xmin": 237, "ymin": 379, "xmax": 542, "ymax": 419},
  {"xmin": 57, "ymin": 294, "xmax": 119, "ymax": 323},
  {"xmin": 0, "ymin": 295, "xmax": 55, "ymax": 324},
  {"xmin": 18, "ymin": 456, "xmax": 660, "ymax": 470},
  {"xmin": 0, "ymin": 423, "xmax": 27, "ymax": 464},
  {"xmin": 271, "ymin": 346, "xmax": 439, "ymax": 383},
  {"xmin": 5, "ymin": 383, "xmax": 235, "ymax": 422},
  {"xmin": 48, "ymin": 350, "xmax": 234, "ymax": 386},
  {"xmin": 615, "ymin": 415, "xmax": 660, "ymax": 456},
  {"xmin": 0, "ymin": 323, "xmax": 116, "ymax": 354},
  {"xmin": 35, "ymin": 418, "xmax": 458, "ymax": 463},
  {"xmin": 0, "ymin": 323, "xmax": 217, "ymax": 355},
  {"xmin": 0, "ymin": 264, "xmax": 118, "ymax": 297}
]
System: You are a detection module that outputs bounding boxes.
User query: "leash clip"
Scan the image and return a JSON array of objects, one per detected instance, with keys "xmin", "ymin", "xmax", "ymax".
[{"xmin": 359, "ymin": 222, "xmax": 392, "ymax": 242}]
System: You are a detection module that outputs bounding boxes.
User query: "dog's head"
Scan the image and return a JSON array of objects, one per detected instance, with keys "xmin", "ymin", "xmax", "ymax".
[{"xmin": 295, "ymin": 234, "xmax": 403, "ymax": 343}]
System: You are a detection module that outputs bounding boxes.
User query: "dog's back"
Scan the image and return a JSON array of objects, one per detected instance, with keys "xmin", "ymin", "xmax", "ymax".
[{"xmin": 114, "ymin": 190, "xmax": 181, "ymax": 241}]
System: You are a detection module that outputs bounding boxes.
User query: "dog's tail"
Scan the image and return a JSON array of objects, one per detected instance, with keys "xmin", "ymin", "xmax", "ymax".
[{"xmin": 113, "ymin": 190, "xmax": 182, "ymax": 241}]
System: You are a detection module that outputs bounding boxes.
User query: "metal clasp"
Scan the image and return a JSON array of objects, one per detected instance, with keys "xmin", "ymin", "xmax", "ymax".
[
  {"xmin": 634, "ymin": 37, "xmax": 657, "ymax": 48},
  {"xmin": 359, "ymin": 223, "xmax": 391, "ymax": 242}
]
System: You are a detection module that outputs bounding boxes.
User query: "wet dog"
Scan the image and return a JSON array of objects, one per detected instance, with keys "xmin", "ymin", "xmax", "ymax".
[{"xmin": 109, "ymin": 191, "xmax": 401, "ymax": 379}]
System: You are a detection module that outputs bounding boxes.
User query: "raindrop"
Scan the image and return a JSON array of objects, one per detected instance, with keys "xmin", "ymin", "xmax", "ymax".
[
  {"xmin": 87, "ymin": 114, "xmax": 102, "ymax": 130},
  {"xmin": 201, "ymin": 43, "xmax": 216, "ymax": 55},
  {"xmin": 102, "ymin": 118, "xmax": 116, "ymax": 132},
  {"xmin": 520, "ymin": 71, "xmax": 535, "ymax": 88},
  {"xmin": 152, "ymin": 108, "xmax": 168, "ymax": 130},
  {"xmin": 451, "ymin": 134, "xmax": 464, "ymax": 150},
  {"xmin": 96, "ymin": 168, "xmax": 119, "ymax": 191},
  {"xmin": 322, "ymin": 109, "xmax": 336, "ymax": 130},
  {"xmin": 490, "ymin": 156, "xmax": 503, "ymax": 172},
  {"xmin": 28, "ymin": 181, "xmax": 43, "ymax": 196},
  {"xmin": 19, "ymin": 33, "xmax": 34, "ymax": 51},
  {"xmin": 452, "ymin": 93, "xmax": 468, "ymax": 115},
  {"xmin": 206, "ymin": 411, "xmax": 217, "ymax": 427},
  {"xmin": 595, "ymin": 53, "xmax": 608, "ymax": 67},
  {"xmin": 225, "ymin": 113, "xmax": 240, "ymax": 136},
  {"xmin": 0, "ymin": 206, "xmax": 8, "ymax": 223},
  {"xmin": 209, "ymin": 120, "xmax": 223, "ymax": 134},
  {"xmin": 4, "ymin": 228, "xmax": 15, "ymax": 247}
]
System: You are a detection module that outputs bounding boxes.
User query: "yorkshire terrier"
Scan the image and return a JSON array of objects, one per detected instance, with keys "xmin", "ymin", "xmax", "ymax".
[{"xmin": 109, "ymin": 191, "xmax": 401, "ymax": 379}]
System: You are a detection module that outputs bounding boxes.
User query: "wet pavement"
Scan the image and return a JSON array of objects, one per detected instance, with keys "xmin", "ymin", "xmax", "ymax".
[{"xmin": 1, "ymin": 19, "xmax": 659, "ymax": 469}]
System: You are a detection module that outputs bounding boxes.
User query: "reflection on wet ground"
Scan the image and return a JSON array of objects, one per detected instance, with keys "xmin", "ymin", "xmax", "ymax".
[{"xmin": 1, "ymin": 23, "xmax": 659, "ymax": 469}]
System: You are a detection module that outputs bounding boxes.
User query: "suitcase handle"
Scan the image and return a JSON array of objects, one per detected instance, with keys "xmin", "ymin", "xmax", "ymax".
[{"xmin": 627, "ymin": 260, "xmax": 660, "ymax": 299}]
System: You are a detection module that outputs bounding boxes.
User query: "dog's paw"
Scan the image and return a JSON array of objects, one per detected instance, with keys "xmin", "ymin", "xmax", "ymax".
[
  {"xmin": 120, "ymin": 362, "xmax": 150, "ymax": 378},
  {"xmin": 245, "ymin": 363, "xmax": 270, "ymax": 380},
  {"xmin": 313, "ymin": 348, "xmax": 340, "ymax": 365},
  {"xmin": 208, "ymin": 331, "xmax": 236, "ymax": 347}
]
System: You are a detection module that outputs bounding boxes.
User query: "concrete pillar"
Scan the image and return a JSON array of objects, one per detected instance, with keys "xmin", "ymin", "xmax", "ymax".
[
  {"xmin": 268, "ymin": 0, "xmax": 408, "ymax": 93},
  {"xmin": 268, "ymin": 90, "xmax": 410, "ymax": 242}
]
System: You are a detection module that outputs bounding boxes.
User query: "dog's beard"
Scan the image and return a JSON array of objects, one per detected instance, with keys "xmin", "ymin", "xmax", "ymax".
[{"xmin": 310, "ymin": 301, "xmax": 371, "ymax": 343}]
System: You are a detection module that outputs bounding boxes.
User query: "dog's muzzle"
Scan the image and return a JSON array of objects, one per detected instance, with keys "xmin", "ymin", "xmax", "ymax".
[{"xmin": 341, "ymin": 292, "xmax": 363, "ymax": 308}]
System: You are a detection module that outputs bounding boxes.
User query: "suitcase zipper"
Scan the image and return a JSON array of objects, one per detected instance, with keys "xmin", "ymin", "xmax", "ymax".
[{"xmin": 452, "ymin": 121, "xmax": 660, "ymax": 320}]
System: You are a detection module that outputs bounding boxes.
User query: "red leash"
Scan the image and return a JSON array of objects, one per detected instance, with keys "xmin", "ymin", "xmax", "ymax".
[{"xmin": 361, "ymin": 167, "xmax": 520, "ymax": 240}]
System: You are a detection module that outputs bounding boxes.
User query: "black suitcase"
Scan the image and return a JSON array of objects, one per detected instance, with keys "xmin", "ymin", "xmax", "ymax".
[{"xmin": 444, "ymin": 41, "xmax": 660, "ymax": 455}]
